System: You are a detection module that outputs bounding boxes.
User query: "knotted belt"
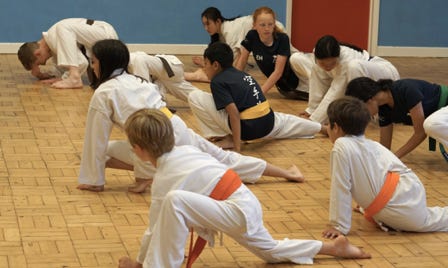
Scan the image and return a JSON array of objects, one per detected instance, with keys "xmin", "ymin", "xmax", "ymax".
[
  {"xmin": 363, "ymin": 172, "xmax": 399, "ymax": 223},
  {"xmin": 428, "ymin": 85, "xmax": 448, "ymax": 161},
  {"xmin": 186, "ymin": 169, "xmax": 242, "ymax": 268}
]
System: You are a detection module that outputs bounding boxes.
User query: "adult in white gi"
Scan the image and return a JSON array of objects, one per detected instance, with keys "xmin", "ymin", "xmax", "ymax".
[
  {"xmin": 184, "ymin": 6, "xmax": 293, "ymax": 83},
  {"xmin": 117, "ymin": 109, "xmax": 371, "ymax": 268},
  {"xmin": 188, "ymin": 42, "xmax": 323, "ymax": 152},
  {"xmin": 129, "ymin": 51, "xmax": 199, "ymax": 102},
  {"xmin": 323, "ymin": 97, "xmax": 448, "ymax": 239},
  {"xmin": 300, "ymin": 35, "xmax": 399, "ymax": 123},
  {"xmin": 77, "ymin": 39, "xmax": 303, "ymax": 192},
  {"xmin": 17, "ymin": 18, "xmax": 118, "ymax": 89}
]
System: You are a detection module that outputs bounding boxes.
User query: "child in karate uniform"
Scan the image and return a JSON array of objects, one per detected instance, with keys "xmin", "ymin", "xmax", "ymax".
[
  {"xmin": 322, "ymin": 96, "xmax": 448, "ymax": 239},
  {"xmin": 117, "ymin": 108, "xmax": 371, "ymax": 268},
  {"xmin": 129, "ymin": 51, "xmax": 199, "ymax": 103},
  {"xmin": 77, "ymin": 39, "xmax": 305, "ymax": 193},
  {"xmin": 17, "ymin": 18, "xmax": 118, "ymax": 89},
  {"xmin": 188, "ymin": 42, "xmax": 324, "ymax": 152}
]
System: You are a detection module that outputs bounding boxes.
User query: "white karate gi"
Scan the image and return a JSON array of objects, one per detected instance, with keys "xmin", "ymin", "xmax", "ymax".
[
  {"xmin": 128, "ymin": 51, "xmax": 198, "ymax": 102},
  {"xmin": 188, "ymin": 90, "xmax": 321, "ymax": 139},
  {"xmin": 137, "ymin": 145, "xmax": 322, "ymax": 267},
  {"xmin": 424, "ymin": 105, "xmax": 448, "ymax": 149},
  {"xmin": 306, "ymin": 47, "xmax": 400, "ymax": 123},
  {"xmin": 289, "ymin": 52, "xmax": 315, "ymax": 93},
  {"xmin": 43, "ymin": 18, "xmax": 118, "ymax": 69},
  {"xmin": 329, "ymin": 135, "xmax": 448, "ymax": 235},
  {"xmin": 78, "ymin": 72, "xmax": 266, "ymax": 186}
]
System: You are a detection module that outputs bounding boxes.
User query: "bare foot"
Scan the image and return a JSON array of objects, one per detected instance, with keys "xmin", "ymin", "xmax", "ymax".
[
  {"xmin": 40, "ymin": 78, "xmax": 62, "ymax": 84},
  {"xmin": 118, "ymin": 256, "xmax": 142, "ymax": 268},
  {"xmin": 128, "ymin": 178, "xmax": 153, "ymax": 193},
  {"xmin": 320, "ymin": 124, "xmax": 328, "ymax": 136},
  {"xmin": 299, "ymin": 111, "xmax": 310, "ymax": 119},
  {"xmin": 331, "ymin": 236, "xmax": 371, "ymax": 259},
  {"xmin": 51, "ymin": 78, "xmax": 83, "ymax": 89},
  {"xmin": 184, "ymin": 69, "xmax": 210, "ymax": 83},
  {"xmin": 192, "ymin": 56, "xmax": 204, "ymax": 67},
  {"xmin": 77, "ymin": 184, "xmax": 105, "ymax": 192},
  {"xmin": 207, "ymin": 136, "xmax": 226, "ymax": 142},
  {"xmin": 214, "ymin": 135, "xmax": 234, "ymax": 149},
  {"xmin": 284, "ymin": 164, "xmax": 305, "ymax": 182}
]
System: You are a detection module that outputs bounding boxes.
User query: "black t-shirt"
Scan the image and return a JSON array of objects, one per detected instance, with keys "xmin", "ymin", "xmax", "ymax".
[
  {"xmin": 379, "ymin": 79, "xmax": 441, "ymax": 126},
  {"xmin": 241, "ymin": 29, "xmax": 298, "ymax": 92},
  {"xmin": 211, "ymin": 67, "xmax": 275, "ymax": 140}
]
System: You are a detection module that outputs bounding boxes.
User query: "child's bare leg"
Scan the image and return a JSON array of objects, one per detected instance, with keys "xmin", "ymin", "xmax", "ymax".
[
  {"xmin": 214, "ymin": 135, "xmax": 234, "ymax": 150},
  {"xmin": 318, "ymin": 236, "xmax": 371, "ymax": 259},
  {"xmin": 106, "ymin": 157, "xmax": 134, "ymax": 171},
  {"xmin": 52, "ymin": 66, "xmax": 83, "ymax": 89},
  {"xmin": 263, "ymin": 163, "xmax": 305, "ymax": 182},
  {"xmin": 184, "ymin": 68, "xmax": 210, "ymax": 83},
  {"xmin": 118, "ymin": 256, "xmax": 142, "ymax": 268},
  {"xmin": 128, "ymin": 178, "xmax": 153, "ymax": 193}
]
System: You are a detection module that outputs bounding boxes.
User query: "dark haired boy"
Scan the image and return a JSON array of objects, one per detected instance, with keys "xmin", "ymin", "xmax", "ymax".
[{"xmin": 188, "ymin": 42, "xmax": 325, "ymax": 152}]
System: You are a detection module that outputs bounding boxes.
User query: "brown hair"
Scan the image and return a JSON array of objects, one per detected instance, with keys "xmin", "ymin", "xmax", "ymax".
[
  {"xmin": 252, "ymin": 6, "xmax": 283, "ymax": 34},
  {"xmin": 124, "ymin": 109, "xmax": 175, "ymax": 159},
  {"xmin": 17, "ymin": 42, "xmax": 39, "ymax": 70},
  {"xmin": 327, "ymin": 96, "xmax": 371, "ymax": 136}
]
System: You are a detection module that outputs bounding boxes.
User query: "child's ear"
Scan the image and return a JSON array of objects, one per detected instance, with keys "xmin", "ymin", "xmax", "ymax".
[{"xmin": 212, "ymin": 60, "xmax": 221, "ymax": 70}]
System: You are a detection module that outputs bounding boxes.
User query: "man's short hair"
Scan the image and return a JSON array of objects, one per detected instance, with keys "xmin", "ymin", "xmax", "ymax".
[
  {"xmin": 203, "ymin": 42, "xmax": 233, "ymax": 68},
  {"xmin": 327, "ymin": 96, "xmax": 371, "ymax": 136},
  {"xmin": 18, "ymin": 42, "xmax": 38, "ymax": 70}
]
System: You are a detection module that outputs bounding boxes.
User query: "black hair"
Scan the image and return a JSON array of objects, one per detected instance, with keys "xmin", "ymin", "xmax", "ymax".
[
  {"xmin": 203, "ymin": 42, "xmax": 233, "ymax": 69},
  {"xmin": 92, "ymin": 39, "xmax": 130, "ymax": 85},
  {"xmin": 314, "ymin": 35, "xmax": 364, "ymax": 59},
  {"xmin": 327, "ymin": 96, "xmax": 371, "ymax": 136},
  {"xmin": 346, "ymin": 77, "xmax": 394, "ymax": 102},
  {"xmin": 201, "ymin": 7, "xmax": 239, "ymax": 23}
]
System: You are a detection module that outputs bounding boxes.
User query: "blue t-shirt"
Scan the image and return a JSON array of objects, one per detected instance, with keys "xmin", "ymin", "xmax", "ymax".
[
  {"xmin": 241, "ymin": 30, "xmax": 298, "ymax": 92},
  {"xmin": 211, "ymin": 67, "xmax": 275, "ymax": 140},
  {"xmin": 379, "ymin": 79, "xmax": 441, "ymax": 126}
]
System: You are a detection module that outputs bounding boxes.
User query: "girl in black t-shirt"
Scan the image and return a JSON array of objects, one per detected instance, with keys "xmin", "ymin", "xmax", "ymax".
[
  {"xmin": 237, "ymin": 6, "xmax": 312, "ymax": 100},
  {"xmin": 346, "ymin": 77, "xmax": 448, "ymax": 160}
]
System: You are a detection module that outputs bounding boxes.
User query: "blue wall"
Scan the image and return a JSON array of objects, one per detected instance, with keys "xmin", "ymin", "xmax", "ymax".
[
  {"xmin": 0, "ymin": 0, "xmax": 286, "ymax": 44},
  {"xmin": 378, "ymin": 0, "xmax": 448, "ymax": 47}
]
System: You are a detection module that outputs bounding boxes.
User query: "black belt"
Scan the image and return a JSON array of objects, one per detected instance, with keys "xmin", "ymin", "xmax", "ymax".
[
  {"xmin": 86, "ymin": 19, "xmax": 94, "ymax": 25},
  {"xmin": 157, "ymin": 56, "xmax": 175, "ymax": 78}
]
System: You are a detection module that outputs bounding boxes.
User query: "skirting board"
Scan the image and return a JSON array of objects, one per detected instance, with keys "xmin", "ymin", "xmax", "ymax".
[
  {"xmin": 375, "ymin": 46, "xmax": 448, "ymax": 58},
  {"xmin": 0, "ymin": 43, "xmax": 208, "ymax": 55},
  {"xmin": 1, "ymin": 43, "xmax": 446, "ymax": 57}
]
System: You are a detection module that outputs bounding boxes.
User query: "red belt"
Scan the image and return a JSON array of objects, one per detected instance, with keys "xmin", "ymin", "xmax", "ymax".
[{"xmin": 186, "ymin": 169, "xmax": 242, "ymax": 268}]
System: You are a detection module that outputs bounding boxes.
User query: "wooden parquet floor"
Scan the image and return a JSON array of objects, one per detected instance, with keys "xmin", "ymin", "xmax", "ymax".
[{"xmin": 0, "ymin": 53, "xmax": 448, "ymax": 267}]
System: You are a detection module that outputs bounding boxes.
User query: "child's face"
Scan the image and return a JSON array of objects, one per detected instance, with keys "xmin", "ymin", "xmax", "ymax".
[
  {"xmin": 253, "ymin": 12, "xmax": 276, "ymax": 40},
  {"xmin": 90, "ymin": 55, "xmax": 100, "ymax": 79},
  {"xmin": 328, "ymin": 122, "xmax": 345, "ymax": 144},
  {"xmin": 316, "ymin": 57, "xmax": 339, "ymax": 72},
  {"xmin": 202, "ymin": 17, "xmax": 221, "ymax": 35},
  {"xmin": 203, "ymin": 58, "xmax": 221, "ymax": 80},
  {"xmin": 365, "ymin": 98, "xmax": 379, "ymax": 116}
]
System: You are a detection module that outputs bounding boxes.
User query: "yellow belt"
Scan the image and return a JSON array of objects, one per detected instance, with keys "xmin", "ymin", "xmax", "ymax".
[
  {"xmin": 239, "ymin": 100, "xmax": 271, "ymax": 120},
  {"xmin": 159, "ymin": 107, "xmax": 173, "ymax": 119}
]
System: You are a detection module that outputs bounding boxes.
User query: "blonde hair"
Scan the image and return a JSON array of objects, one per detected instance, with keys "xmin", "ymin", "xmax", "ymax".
[
  {"xmin": 252, "ymin": 6, "xmax": 283, "ymax": 34},
  {"xmin": 124, "ymin": 109, "xmax": 175, "ymax": 159}
]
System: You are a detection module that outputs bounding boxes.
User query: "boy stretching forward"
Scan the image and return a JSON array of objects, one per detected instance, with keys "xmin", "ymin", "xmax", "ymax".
[
  {"xmin": 188, "ymin": 42, "xmax": 325, "ymax": 152},
  {"xmin": 118, "ymin": 108, "xmax": 370, "ymax": 268},
  {"xmin": 323, "ymin": 96, "xmax": 448, "ymax": 238}
]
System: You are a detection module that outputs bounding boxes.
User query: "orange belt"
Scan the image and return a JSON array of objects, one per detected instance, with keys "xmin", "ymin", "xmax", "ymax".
[
  {"xmin": 363, "ymin": 172, "xmax": 400, "ymax": 223},
  {"xmin": 186, "ymin": 169, "xmax": 242, "ymax": 268},
  {"xmin": 239, "ymin": 100, "xmax": 271, "ymax": 120}
]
